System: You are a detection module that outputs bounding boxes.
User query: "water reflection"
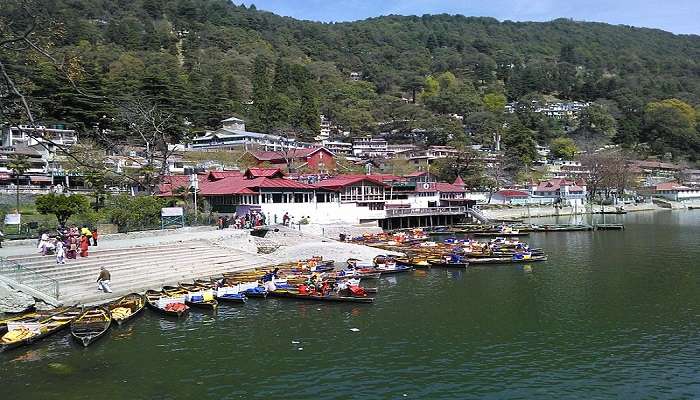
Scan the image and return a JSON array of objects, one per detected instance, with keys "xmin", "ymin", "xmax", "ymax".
[{"xmin": 2, "ymin": 211, "xmax": 700, "ymax": 399}]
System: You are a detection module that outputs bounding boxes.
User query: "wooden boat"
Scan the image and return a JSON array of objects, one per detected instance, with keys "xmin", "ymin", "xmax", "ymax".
[
  {"xmin": 375, "ymin": 265, "xmax": 413, "ymax": 275},
  {"xmin": 243, "ymin": 286, "xmax": 268, "ymax": 298},
  {"xmin": 0, "ymin": 306, "xmax": 74, "ymax": 334},
  {"xmin": 268, "ymin": 289, "xmax": 374, "ymax": 304},
  {"xmin": 163, "ymin": 285, "xmax": 218, "ymax": 311},
  {"xmin": 144, "ymin": 290, "xmax": 189, "ymax": 318},
  {"xmin": 333, "ymin": 269, "xmax": 382, "ymax": 279},
  {"xmin": 1, "ymin": 307, "xmax": 80, "ymax": 351},
  {"xmin": 463, "ymin": 250, "xmax": 545, "ymax": 258},
  {"xmin": 468, "ymin": 255, "xmax": 548, "ymax": 265},
  {"xmin": 599, "ymin": 209, "xmax": 627, "ymax": 215},
  {"xmin": 189, "ymin": 279, "xmax": 248, "ymax": 304},
  {"xmin": 426, "ymin": 259, "xmax": 469, "ymax": 268},
  {"xmin": 472, "ymin": 232, "xmax": 530, "ymax": 237},
  {"xmin": 71, "ymin": 307, "xmax": 112, "ymax": 347},
  {"xmin": 107, "ymin": 293, "xmax": 146, "ymax": 326}
]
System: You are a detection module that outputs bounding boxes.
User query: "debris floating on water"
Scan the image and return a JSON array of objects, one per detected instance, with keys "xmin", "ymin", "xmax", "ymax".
[
  {"xmin": 298, "ymin": 347, "xmax": 304, "ymax": 351},
  {"xmin": 291, "ymin": 340, "xmax": 300, "ymax": 344},
  {"xmin": 350, "ymin": 328, "xmax": 360, "ymax": 332}
]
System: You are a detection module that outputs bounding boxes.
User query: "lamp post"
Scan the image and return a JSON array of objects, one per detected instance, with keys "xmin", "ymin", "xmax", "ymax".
[{"xmin": 190, "ymin": 174, "xmax": 199, "ymax": 223}]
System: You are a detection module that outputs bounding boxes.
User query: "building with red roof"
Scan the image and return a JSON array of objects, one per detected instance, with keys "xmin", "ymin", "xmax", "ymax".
[
  {"xmin": 157, "ymin": 169, "xmax": 474, "ymax": 225},
  {"xmin": 491, "ymin": 189, "xmax": 531, "ymax": 205},
  {"xmin": 244, "ymin": 147, "xmax": 336, "ymax": 173},
  {"xmin": 530, "ymin": 178, "xmax": 587, "ymax": 206},
  {"xmin": 652, "ymin": 181, "xmax": 700, "ymax": 202}
]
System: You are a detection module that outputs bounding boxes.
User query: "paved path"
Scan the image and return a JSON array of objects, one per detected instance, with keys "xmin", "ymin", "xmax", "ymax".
[{"xmin": 0, "ymin": 227, "xmax": 254, "ymax": 258}]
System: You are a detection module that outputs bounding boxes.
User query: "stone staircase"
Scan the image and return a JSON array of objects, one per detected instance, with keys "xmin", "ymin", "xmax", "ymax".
[{"xmin": 5, "ymin": 241, "xmax": 268, "ymax": 305}]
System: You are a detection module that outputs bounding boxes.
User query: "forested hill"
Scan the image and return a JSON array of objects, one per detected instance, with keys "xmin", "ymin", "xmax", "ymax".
[{"xmin": 4, "ymin": 0, "xmax": 700, "ymax": 160}]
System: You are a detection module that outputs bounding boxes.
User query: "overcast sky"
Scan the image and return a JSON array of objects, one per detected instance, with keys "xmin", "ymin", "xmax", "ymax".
[{"xmin": 238, "ymin": 0, "xmax": 699, "ymax": 35}]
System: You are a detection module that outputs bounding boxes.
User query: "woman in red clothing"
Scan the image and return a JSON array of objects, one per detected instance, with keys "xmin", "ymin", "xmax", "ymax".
[{"xmin": 79, "ymin": 234, "xmax": 90, "ymax": 257}]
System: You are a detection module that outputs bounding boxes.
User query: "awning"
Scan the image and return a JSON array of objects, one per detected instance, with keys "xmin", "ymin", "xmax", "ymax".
[{"xmin": 29, "ymin": 176, "xmax": 53, "ymax": 183}]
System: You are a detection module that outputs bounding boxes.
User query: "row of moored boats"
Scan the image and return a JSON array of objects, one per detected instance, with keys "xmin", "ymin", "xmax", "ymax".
[{"xmin": 0, "ymin": 256, "xmax": 407, "ymax": 351}]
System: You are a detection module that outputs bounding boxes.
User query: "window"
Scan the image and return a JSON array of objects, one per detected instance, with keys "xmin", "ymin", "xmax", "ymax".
[{"xmin": 294, "ymin": 193, "xmax": 304, "ymax": 203}]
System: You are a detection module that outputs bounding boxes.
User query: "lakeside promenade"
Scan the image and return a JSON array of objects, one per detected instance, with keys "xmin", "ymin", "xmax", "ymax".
[{"xmin": 0, "ymin": 224, "xmax": 395, "ymax": 309}]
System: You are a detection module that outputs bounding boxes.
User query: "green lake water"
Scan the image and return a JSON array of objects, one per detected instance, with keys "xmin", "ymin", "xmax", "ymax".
[{"xmin": 2, "ymin": 210, "xmax": 700, "ymax": 399}]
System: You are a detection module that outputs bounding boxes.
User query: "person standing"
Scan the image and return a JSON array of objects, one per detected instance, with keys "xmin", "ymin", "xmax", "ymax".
[
  {"xmin": 80, "ymin": 226, "xmax": 92, "ymax": 245},
  {"xmin": 97, "ymin": 267, "xmax": 112, "ymax": 293},
  {"xmin": 55, "ymin": 240, "xmax": 65, "ymax": 264},
  {"xmin": 282, "ymin": 212, "xmax": 290, "ymax": 226},
  {"xmin": 261, "ymin": 268, "xmax": 280, "ymax": 292},
  {"xmin": 66, "ymin": 226, "xmax": 78, "ymax": 259},
  {"xmin": 91, "ymin": 228, "xmax": 98, "ymax": 246},
  {"xmin": 79, "ymin": 234, "xmax": 89, "ymax": 257}
]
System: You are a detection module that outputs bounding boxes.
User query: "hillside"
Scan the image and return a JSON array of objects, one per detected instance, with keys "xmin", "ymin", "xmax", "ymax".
[{"xmin": 1, "ymin": 0, "xmax": 699, "ymax": 161}]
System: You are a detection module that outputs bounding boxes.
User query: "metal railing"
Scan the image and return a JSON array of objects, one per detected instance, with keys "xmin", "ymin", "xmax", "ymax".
[
  {"xmin": 467, "ymin": 207, "xmax": 491, "ymax": 223},
  {"xmin": 385, "ymin": 206, "xmax": 466, "ymax": 217},
  {"xmin": 0, "ymin": 258, "xmax": 60, "ymax": 301}
]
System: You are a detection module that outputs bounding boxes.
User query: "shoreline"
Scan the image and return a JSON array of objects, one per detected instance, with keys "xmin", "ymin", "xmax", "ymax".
[{"xmin": 480, "ymin": 203, "xmax": 662, "ymax": 220}]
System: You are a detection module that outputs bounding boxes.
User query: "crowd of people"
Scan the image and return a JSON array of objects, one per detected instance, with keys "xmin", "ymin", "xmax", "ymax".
[
  {"xmin": 217, "ymin": 211, "xmax": 267, "ymax": 230},
  {"xmin": 37, "ymin": 225, "xmax": 98, "ymax": 264}
]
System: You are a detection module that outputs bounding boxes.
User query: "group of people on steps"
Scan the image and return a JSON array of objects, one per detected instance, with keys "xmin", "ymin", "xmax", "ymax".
[{"xmin": 37, "ymin": 225, "xmax": 98, "ymax": 264}]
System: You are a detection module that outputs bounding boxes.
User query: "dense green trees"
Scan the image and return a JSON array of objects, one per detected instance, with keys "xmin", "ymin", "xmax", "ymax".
[
  {"xmin": 642, "ymin": 99, "xmax": 699, "ymax": 157},
  {"xmin": 36, "ymin": 194, "xmax": 90, "ymax": 226},
  {"xmin": 3, "ymin": 0, "xmax": 700, "ymax": 163},
  {"xmin": 502, "ymin": 122, "xmax": 538, "ymax": 171},
  {"xmin": 550, "ymin": 137, "xmax": 578, "ymax": 160}
]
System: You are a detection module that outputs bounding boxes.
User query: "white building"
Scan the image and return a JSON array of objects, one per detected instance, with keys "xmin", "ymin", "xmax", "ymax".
[
  {"xmin": 322, "ymin": 140, "xmax": 353, "ymax": 156},
  {"xmin": 530, "ymin": 178, "xmax": 587, "ymax": 207},
  {"xmin": 159, "ymin": 170, "xmax": 469, "ymax": 226},
  {"xmin": 2, "ymin": 125, "xmax": 78, "ymax": 148},
  {"xmin": 189, "ymin": 117, "xmax": 311, "ymax": 151},
  {"xmin": 653, "ymin": 182, "xmax": 700, "ymax": 203},
  {"xmin": 352, "ymin": 137, "xmax": 389, "ymax": 158}
]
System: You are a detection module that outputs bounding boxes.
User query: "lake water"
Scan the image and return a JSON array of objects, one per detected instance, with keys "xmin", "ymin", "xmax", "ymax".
[{"xmin": 2, "ymin": 210, "xmax": 700, "ymax": 399}]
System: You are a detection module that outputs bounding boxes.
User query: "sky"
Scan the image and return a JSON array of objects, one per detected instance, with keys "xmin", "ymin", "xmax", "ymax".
[{"xmin": 238, "ymin": 0, "xmax": 700, "ymax": 35}]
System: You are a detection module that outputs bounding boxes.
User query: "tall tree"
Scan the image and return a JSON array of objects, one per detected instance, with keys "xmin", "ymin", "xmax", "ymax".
[{"xmin": 502, "ymin": 121, "xmax": 537, "ymax": 172}]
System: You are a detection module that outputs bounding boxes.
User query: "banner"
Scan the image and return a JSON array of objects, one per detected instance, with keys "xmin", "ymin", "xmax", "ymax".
[
  {"xmin": 161, "ymin": 207, "xmax": 183, "ymax": 217},
  {"xmin": 4, "ymin": 213, "xmax": 20, "ymax": 225}
]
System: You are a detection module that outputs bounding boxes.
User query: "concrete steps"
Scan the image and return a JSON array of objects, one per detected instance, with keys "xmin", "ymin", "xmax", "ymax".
[
  {"xmin": 4, "ymin": 240, "xmax": 269, "ymax": 305},
  {"xmin": 61, "ymin": 257, "xmax": 263, "ymax": 305},
  {"xmin": 8, "ymin": 245, "xmax": 228, "ymax": 281},
  {"xmin": 6, "ymin": 242, "xmax": 200, "ymax": 267}
]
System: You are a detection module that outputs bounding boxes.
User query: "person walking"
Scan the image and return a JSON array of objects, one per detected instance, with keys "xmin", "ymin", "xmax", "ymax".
[
  {"xmin": 97, "ymin": 267, "xmax": 112, "ymax": 293},
  {"xmin": 55, "ymin": 240, "xmax": 65, "ymax": 264},
  {"xmin": 282, "ymin": 212, "xmax": 290, "ymax": 226},
  {"xmin": 91, "ymin": 228, "xmax": 98, "ymax": 246},
  {"xmin": 79, "ymin": 234, "xmax": 90, "ymax": 257}
]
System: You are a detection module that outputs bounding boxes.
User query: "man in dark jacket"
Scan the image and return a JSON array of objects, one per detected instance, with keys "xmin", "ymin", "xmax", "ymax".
[{"xmin": 97, "ymin": 267, "xmax": 112, "ymax": 293}]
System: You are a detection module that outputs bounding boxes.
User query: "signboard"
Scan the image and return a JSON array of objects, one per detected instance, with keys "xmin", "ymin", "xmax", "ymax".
[
  {"xmin": 161, "ymin": 207, "xmax": 184, "ymax": 217},
  {"xmin": 4, "ymin": 213, "xmax": 21, "ymax": 225}
]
